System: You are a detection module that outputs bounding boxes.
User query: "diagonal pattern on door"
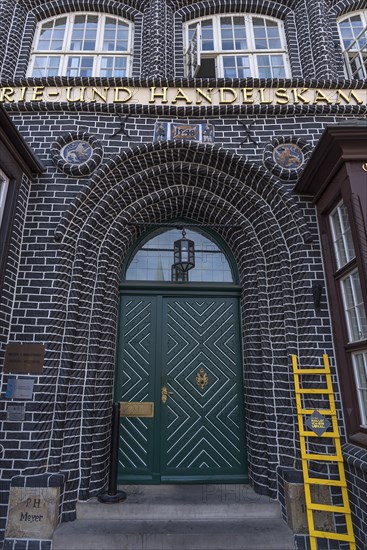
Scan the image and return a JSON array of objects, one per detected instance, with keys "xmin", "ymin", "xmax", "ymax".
[
  {"xmin": 161, "ymin": 297, "xmax": 247, "ymax": 479},
  {"xmin": 116, "ymin": 297, "xmax": 156, "ymax": 479}
]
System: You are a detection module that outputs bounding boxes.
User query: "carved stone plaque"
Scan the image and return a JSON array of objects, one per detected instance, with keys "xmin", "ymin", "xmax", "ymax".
[
  {"xmin": 285, "ymin": 482, "xmax": 334, "ymax": 533},
  {"xmin": 4, "ymin": 343, "xmax": 45, "ymax": 374},
  {"xmin": 5, "ymin": 487, "xmax": 60, "ymax": 539}
]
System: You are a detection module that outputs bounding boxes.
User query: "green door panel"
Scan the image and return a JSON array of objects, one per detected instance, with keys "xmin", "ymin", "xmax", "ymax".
[
  {"xmin": 115, "ymin": 297, "xmax": 159, "ymax": 483},
  {"xmin": 160, "ymin": 297, "xmax": 247, "ymax": 481},
  {"xmin": 115, "ymin": 293, "xmax": 248, "ymax": 484}
]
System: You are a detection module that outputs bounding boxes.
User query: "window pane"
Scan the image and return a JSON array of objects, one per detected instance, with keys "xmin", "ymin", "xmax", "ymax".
[
  {"xmin": 223, "ymin": 55, "xmax": 251, "ymax": 78},
  {"xmin": 103, "ymin": 17, "xmax": 129, "ymax": 51},
  {"xmin": 37, "ymin": 17, "xmax": 67, "ymax": 50},
  {"xmin": 66, "ymin": 56, "xmax": 94, "ymax": 77},
  {"xmin": 330, "ymin": 203, "xmax": 355, "ymax": 269},
  {"xmin": 353, "ymin": 351, "xmax": 367, "ymax": 425},
  {"xmin": 125, "ymin": 229, "xmax": 234, "ymax": 283},
  {"xmin": 341, "ymin": 271, "xmax": 367, "ymax": 341},
  {"xmin": 220, "ymin": 16, "xmax": 247, "ymax": 51},
  {"xmin": 253, "ymin": 17, "xmax": 281, "ymax": 50},
  {"xmin": 338, "ymin": 13, "xmax": 367, "ymax": 78},
  {"xmin": 32, "ymin": 55, "xmax": 61, "ymax": 76},
  {"xmin": 201, "ymin": 19, "xmax": 214, "ymax": 51},
  {"xmin": 100, "ymin": 56, "xmax": 127, "ymax": 77},
  {"xmin": 70, "ymin": 15, "xmax": 98, "ymax": 51}
]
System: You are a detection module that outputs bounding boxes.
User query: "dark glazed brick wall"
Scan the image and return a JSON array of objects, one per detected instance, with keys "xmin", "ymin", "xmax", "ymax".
[{"xmin": 0, "ymin": 0, "xmax": 367, "ymax": 549}]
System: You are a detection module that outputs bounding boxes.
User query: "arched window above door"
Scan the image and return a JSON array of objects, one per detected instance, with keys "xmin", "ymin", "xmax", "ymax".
[{"xmin": 124, "ymin": 228, "xmax": 235, "ymax": 283}]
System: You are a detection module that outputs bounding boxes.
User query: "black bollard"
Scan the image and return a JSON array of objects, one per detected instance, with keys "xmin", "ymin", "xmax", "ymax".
[{"xmin": 98, "ymin": 402, "xmax": 127, "ymax": 503}]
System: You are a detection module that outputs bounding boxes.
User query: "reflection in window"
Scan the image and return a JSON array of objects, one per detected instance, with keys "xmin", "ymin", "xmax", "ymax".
[
  {"xmin": 29, "ymin": 13, "xmax": 132, "ymax": 77},
  {"xmin": 0, "ymin": 168, "xmax": 9, "ymax": 227},
  {"xmin": 353, "ymin": 351, "xmax": 367, "ymax": 426},
  {"xmin": 341, "ymin": 270, "xmax": 367, "ymax": 342},
  {"xmin": 125, "ymin": 229, "xmax": 234, "ymax": 283},
  {"xmin": 338, "ymin": 11, "xmax": 367, "ymax": 78},
  {"xmin": 330, "ymin": 202, "xmax": 356, "ymax": 269},
  {"xmin": 186, "ymin": 14, "xmax": 289, "ymax": 78}
]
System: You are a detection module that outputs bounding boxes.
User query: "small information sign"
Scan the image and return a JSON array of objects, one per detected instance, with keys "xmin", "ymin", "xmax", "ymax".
[
  {"xmin": 4, "ymin": 343, "xmax": 45, "ymax": 374},
  {"xmin": 305, "ymin": 410, "xmax": 331, "ymax": 436},
  {"xmin": 6, "ymin": 378, "xmax": 35, "ymax": 400},
  {"xmin": 7, "ymin": 404, "xmax": 26, "ymax": 421}
]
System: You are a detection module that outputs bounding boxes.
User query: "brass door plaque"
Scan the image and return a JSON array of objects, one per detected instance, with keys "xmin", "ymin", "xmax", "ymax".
[
  {"xmin": 4, "ymin": 343, "xmax": 45, "ymax": 374},
  {"xmin": 120, "ymin": 402, "xmax": 154, "ymax": 418}
]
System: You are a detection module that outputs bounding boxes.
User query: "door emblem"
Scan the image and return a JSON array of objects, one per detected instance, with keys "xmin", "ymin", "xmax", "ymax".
[
  {"xmin": 196, "ymin": 368, "xmax": 209, "ymax": 390},
  {"xmin": 161, "ymin": 385, "xmax": 174, "ymax": 404}
]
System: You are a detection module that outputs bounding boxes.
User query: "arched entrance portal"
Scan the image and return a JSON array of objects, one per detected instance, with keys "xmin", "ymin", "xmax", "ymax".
[{"xmin": 115, "ymin": 227, "xmax": 249, "ymax": 484}]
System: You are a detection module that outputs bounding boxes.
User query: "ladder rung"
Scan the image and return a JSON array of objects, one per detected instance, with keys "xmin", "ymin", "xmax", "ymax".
[
  {"xmin": 296, "ymin": 389, "xmax": 332, "ymax": 394},
  {"xmin": 310, "ymin": 531, "xmax": 354, "ymax": 542},
  {"xmin": 294, "ymin": 368, "xmax": 329, "ymax": 375},
  {"xmin": 300, "ymin": 409, "xmax": 335, "ymax": 415},
  {"xmin": 305, "ymin": 477, "xmax": 346, "ymax": 487},
  {"xmin": 300, "ymin": 430, "xmax": 338, "ymax": 438},
  {"xmin": 308, "ymin": 503, "xmax": 349, "ymax": 513},
  {"xmin": 303, "ymin": 453, "xmax": 342, "ymax": 462}
]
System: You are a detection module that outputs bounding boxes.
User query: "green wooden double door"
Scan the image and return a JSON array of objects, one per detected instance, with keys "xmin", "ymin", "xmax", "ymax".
[{"xmin": 115, "ymin": 292, "xmax": 248, "ymax": 483}]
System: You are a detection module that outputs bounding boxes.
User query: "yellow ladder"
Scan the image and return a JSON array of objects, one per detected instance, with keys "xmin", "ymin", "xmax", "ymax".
[{"xmin": 291, "ymin": 354, "xmax": 356, "ymax": 550}]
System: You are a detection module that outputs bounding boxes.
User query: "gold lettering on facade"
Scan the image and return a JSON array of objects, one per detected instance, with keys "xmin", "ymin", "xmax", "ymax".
[
  {"xmin": 149, "ymin": 87, "xmax": 168, "ymax": 103},
  {"xmin": 31, "ymin": 87, "xmax": 45, "ymax": 101},
  {"xmin": 259, "ymin": 88, "xmax": 272, "ymax": 104},
  {"xmin": 275, "ymin": 88, "xmax": 290, "ymax": 105},
  {"xmin": 292, "ymin": 88, "xmax": 310, "ymax": 104},
  {"xmin": 0, "ymin": 87, "xmax": 15, "ymax": 102},
  {"xmin": 195, "ymin": 88, "xmax": 213, "ymax": 104},
  {"xmin": 66, "ymin": 87, "xmax": 86, "ymax": 102},
  {"xmin": 314, "ymin": 89, "xmax": 333, "ymax": 104},
  {"xmin": 19, "ymin": 87, "xmax": 27, "ymax": 101},
  {"xmin": 172, "ymin": 87, "xmax": 192, "ymax": 104},
  {"xmin": 362, "ymin": 163, "xmax": 367, "ymax": 172},
  {"xmin": 219, "ymin": 88, "xmax": 237, "ymax": 104},
  {"xmin": 241, "ymin": 88, "xmax": 254, "ymax": 104},
  {"xmin": 113, "ymin": 87, "xmax": 132, "ymax": 103},
  {"xmin": 336, "ymin": 89, "xmax": 363, "ymax": 105},
  {"xmin": 91, "ymin": 87, "xmax": 109, "ymax": 102}
]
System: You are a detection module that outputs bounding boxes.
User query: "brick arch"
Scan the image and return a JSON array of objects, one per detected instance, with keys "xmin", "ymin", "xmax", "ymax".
[
  {"xmin": 55, "ymin": 140, "xmax": 312, "ymax": 246},
  {"xmin": 329, "ymin": 0, "xmax": 367, "ymax": 17},
  {"xmin": 48, "ymin": 145, "xmax": 313, "ymax": 518},
  {"xmin": 175, "ymin": 0, "xmax": 293, "ymax": 22}
]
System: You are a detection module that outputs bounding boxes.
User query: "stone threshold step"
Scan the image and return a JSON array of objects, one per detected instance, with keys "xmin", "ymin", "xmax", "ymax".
[
  {"xmin": 53, "ymin": 518, "xmax": 294, "ymax": 550},
  {"xmin": 77, "ymin": 485, "xmax": 281, "ymax": 521}
]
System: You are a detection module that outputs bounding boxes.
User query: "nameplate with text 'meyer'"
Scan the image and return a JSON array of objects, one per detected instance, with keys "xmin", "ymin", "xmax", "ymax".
[{"xmin": 120, "ymin": 402, "xmax": 155, "ymax": 418}]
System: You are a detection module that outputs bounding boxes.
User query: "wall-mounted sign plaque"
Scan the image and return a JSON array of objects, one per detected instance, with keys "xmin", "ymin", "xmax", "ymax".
[
  {"xmin": 305, "ymin": 410, "xmax": 331, "ymax": 436},
  {"xmin": 120, "ymin": 402, "xmax": 154, "ymax": 418},
  {"xmin": 7, "ymin": 404, "xmax": 26, "ymax": 421},
  {"xmin": 6, "ymin": 378, "xmax": 35, "ymax": 400},
  {"xmin": 4, "ymin": 343, "xmax": 45, "ymax": 374}
]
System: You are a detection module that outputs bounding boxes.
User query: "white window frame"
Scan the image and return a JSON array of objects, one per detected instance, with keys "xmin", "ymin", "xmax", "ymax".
[
  {"xmin": 184, "ymin": 14, "xmax": 291, "ymax": 78},
  {"xmin": 0, "ymin": 168, "xmax": 9, "ymax": 228},
  {"xmin": 340, "ymin": 269, "xmax": 367, "ymax": 343},
  {"xmin": 352, "ymin": 351, "xmax": 367, "ymax": 427},
  {"xmin": 329, "ymin": 200, "xmax": 356, "ymax": 269},
  {"xmin": 28, "ymin": 12, "xmax": 133, "ymax": 78},
  {"xmin": 337, "ymin": 10, "xmax": 367, "ymax": 79}
]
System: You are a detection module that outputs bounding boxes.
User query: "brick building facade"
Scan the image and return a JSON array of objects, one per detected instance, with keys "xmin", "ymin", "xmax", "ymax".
[{"xmin": 0, "ymin": 0, "xmax": 366, "ymax": 548}]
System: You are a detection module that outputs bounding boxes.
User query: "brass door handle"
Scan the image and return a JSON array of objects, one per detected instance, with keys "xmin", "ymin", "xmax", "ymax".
[{"xmin": 161, "ymin": 385, "xmax": 174, "ymax": 404}]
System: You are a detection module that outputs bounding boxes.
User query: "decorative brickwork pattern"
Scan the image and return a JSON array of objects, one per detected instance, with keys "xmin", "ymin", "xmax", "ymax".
[{"xmin": 1, "ymin": 1, "xmax": 367, "ymax": 549}]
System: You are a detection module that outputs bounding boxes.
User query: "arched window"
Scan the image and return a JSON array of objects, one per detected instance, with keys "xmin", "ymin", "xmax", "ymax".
[
  {"xmin": 125, "ymin": 228, "xmax": 235, "ymax": 283},
  {"xmin": 185, "ymin": 14, "xmax": 290, "ymax": 78},
  {"xmin": 28, "ymin": 13, "xmax": 132, "ymax": 77},
  {"xmin": 338, "ymin": 11, "xmax": 367, "ymax": 79}
]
